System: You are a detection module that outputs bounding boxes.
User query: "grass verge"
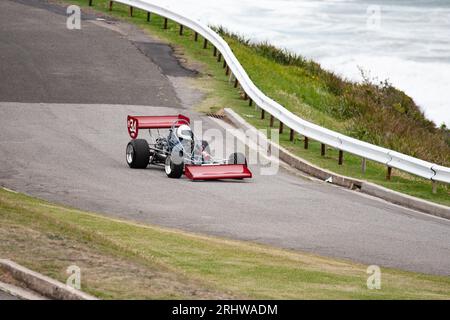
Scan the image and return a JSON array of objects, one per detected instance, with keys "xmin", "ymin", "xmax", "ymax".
[
  {"xmin": 61, "ymin": 0, "xmax": 449, "ymax": 206},
  {"xmin": 1, "ymin": 187, "xmax": 450, "ymax": 299}
]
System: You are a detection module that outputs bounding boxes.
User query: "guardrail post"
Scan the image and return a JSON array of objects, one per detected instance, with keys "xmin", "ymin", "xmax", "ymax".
[
  {"xmin": 338, "ymin": 150, "xmax": 344, "ymax": 165},
  {"xmin": 164, "ymin": 18, "xmax": 168, "ymax": 29},
  {"xmin": 89, "ymin": 0, "xmax": 93, "ymax": 6},
  {"xmin": 269, "ymin": 115, "xmax": 274, "ymax": 127},
  {"xmin": 249, "ymin": 98, "xmax": 253, "ymax": 106},
  {"xmin": 179, "ymin": 25, "xmax": 183, "ymax": 35},
  {"xmin": 109, "ymin": 1, "xmax": 113, "ymax": 11},
  {"xmin": 279, "ymin": 122, "xmax": 284, "ymax": 134},
  {"xmin": 129, "ymin": 6, "xmax": 133, "ymax": 17},
  {"xmin": 213, "ymin": 47, "xmax": 217, "ymax": 57},
  {"xmin": 234, "ymin": 79, "xmax": 239, "ymax": 88},
  {"xmin": 289, "ymin": 129, "xmax": 295, "ymax": 142},
  {"xmin": 243, "ymin": 92, "xmax": 248, "ymax": 100},
  {"xmin": 386, "ymin": 166, "xmax": 392, "ymax": 180},
  {"xmin": 261, "ymin": 109, "xmax": 265, "ymax": 120},
  {"xmin": 217, "ymin": 53, "xmax": 222, "ymax": 62},
  {"xmin": 203, "ymin": 39, "xmax": 208, "ymax": 49},
  {"xmin": 304, "ymin": 137, "xmax": 309, "ymax": 149},
  {"xmin": 194, "ymin": 32, "xmax": 198, "ymax": 41},
  {"xmin": 361, "ymin": 158, "xmax": 366, "ymax": 174},
  {"xmin": 432, "ymin": 181, "xmax": 437, "ymax": 194},
  {"xmin": 225, "ymin": 65, "xmax": 230, "ymax": 76},
  {"xmin": 321, "ymin": 144, "xmax": 326, "ymax": 156},
  {"xmin": 147, "ymin": 12, "xmax": 151, "ymax": 22}
]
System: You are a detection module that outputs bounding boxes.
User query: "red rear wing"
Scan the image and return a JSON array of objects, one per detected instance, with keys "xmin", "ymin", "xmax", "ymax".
[{"xmin": 127, "ymin": 114, "xmax": 190, "ymax": 139}]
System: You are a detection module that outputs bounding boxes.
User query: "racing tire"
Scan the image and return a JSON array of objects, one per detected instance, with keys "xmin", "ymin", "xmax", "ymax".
[
  {"xmin": 126, "ymin": 139, "xmax": 150, "ymax": 169},
  {"xmin": 228, "ymin": 152, "xmax": 247, "ymax": 165},
  {"xmin": 165, "ymin": 155, "xmax": 184, "ymax": 179}
]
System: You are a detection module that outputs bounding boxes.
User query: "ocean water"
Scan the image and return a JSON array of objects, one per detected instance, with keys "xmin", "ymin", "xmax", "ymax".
[{"xmin": 152, "ymin": 0, "xmax": 450, "ymax": 127}]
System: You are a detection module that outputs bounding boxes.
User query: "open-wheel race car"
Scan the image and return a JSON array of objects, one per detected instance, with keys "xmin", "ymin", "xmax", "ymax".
[{"xmin": 126, "ymin": 114, "xmax": 252, "ymax": 180}]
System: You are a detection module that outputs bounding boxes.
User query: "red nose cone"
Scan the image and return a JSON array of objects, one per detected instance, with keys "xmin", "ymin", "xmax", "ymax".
[{"xmin": 185, "ymin": 164, "xmax": 252, "ymax": 180}]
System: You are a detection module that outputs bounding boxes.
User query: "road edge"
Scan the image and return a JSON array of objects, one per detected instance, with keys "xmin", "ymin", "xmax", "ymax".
[
  {"xmin": 0, "ymin": 281, "xmax": 47, "ymax": 300},
  {"xmin": 223, "ymin": 108, "xmax": 450, "ymax": 220},
  {"xmin": 0, "ymin": 259, "xmax": 98, "ymax": 300}
]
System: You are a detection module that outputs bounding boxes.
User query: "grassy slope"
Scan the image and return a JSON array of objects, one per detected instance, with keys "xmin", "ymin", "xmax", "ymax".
[
  {"xmin": 63, "ymin": 0, "xmax": 449, "ymax": 206},
  {"xmin": 1, "ymin": 188, "xmax": 450, "ymax": 299}
]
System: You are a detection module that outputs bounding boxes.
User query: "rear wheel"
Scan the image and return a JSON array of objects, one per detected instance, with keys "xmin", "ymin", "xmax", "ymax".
[
  {"xmin": 126, "ymin": 139, "xmax": 150, "ymax": 169},
  {"xmin": 165, "ymin": 154, "xmax": 184, "ymax": 179}
]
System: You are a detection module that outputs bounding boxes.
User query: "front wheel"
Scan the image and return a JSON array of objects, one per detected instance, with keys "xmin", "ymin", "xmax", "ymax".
[
  {"xmin": 228, "ymin": 152, "xmax": 247, "ymax": 165},
  {"xmin": 228, "ymin": 152, "xmax": 247, "ymax": 180},
  {"xmin": 165, "ymin": 155, "xmax": 184, "ymax": 179}
]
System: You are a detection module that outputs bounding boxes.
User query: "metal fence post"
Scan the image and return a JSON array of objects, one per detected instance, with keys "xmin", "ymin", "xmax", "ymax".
[
  {"xmin": 289, "ymin": 129, "xmax": 295, "ymax": 142},
  {"xmin": 228, "ymin": 73, "xmax": 234, "ymax": 83},
  {"xmin": 338, "ymin": 150, "xmax": 344, "ymax": 165},
  {"xmin": 386, "ymin": 166, "xmax": 392, "ymax": 180}
]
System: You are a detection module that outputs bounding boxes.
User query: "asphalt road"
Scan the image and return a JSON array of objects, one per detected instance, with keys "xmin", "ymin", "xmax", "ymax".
[{"xmin": 1, "ymin": 0, "xmax": 449, "ymax": 276}]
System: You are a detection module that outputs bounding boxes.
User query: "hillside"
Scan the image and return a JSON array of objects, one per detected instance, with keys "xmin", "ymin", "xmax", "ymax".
[{"xmin": 217, "ymin": 28, "xmax": 450, "ymax": 167}]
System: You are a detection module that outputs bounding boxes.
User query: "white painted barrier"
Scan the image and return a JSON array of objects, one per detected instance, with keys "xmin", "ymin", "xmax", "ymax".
[
  {"xmin": 432, "ymin": 165, "xmax": 450, "ymax": 184},
  {"xmin": 387, "ymin": 151, "xmax": 435, "ymax": 180},
  {"xmin": 110, "ymin": 0, "xmax": 450, "ymax": 184}
]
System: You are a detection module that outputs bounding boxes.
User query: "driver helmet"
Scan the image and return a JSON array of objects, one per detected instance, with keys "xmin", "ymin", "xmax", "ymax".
[{"xmin": 176, "ymin": 124, "xmax": 193, "ymax": 141}]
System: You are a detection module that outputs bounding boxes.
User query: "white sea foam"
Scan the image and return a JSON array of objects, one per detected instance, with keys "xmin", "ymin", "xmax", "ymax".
[{"xmin": 153, "ymin": 0, "xmax": 450, "ymax": 126}]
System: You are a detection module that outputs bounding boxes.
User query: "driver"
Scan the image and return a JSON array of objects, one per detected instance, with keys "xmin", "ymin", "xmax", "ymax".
[{"xmin": 176, "ymin": 124, "xmax": 193, "ymax": 142}]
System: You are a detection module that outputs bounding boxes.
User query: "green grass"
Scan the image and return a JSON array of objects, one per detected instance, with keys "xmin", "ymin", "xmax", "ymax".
[
  {"xmin": 1, "ymin": 187, "xmax": 450, "ymax": 299},
  {"xmin": 233, "ymin": 104, "xmax": 450, "ymax": 206},
  {"xmin": 62, "ymin": 0, "xmax": 449, "ymax": 206}
]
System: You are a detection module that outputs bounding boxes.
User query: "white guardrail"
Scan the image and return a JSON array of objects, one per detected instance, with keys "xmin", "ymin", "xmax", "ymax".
[{"xmin": 109, "ymin": 0, "xmax": 450, "ymax": 184}]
